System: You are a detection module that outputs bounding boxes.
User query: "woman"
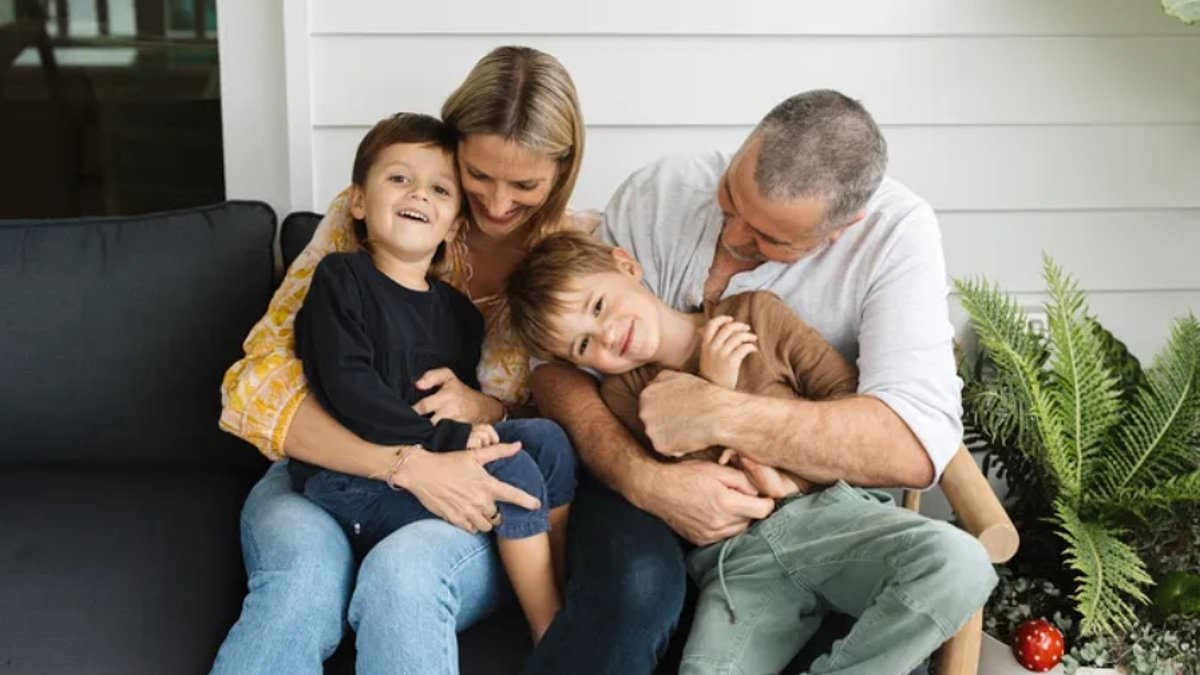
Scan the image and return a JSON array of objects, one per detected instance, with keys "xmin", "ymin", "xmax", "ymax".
[{"xmin": 210, "ymin": 46, "xmax": 594, "ymax": 675}]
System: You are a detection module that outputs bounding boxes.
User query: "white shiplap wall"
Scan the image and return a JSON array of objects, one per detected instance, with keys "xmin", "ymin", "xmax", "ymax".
[{"xmin": 257, "ymin": 0, "xmax": 1200, "ymax": 365}]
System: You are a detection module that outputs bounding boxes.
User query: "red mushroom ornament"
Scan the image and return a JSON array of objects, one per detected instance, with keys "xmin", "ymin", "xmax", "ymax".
[{"xmin": 1010, "ymin": 618, "xmax": 1065, "ymax": 672}]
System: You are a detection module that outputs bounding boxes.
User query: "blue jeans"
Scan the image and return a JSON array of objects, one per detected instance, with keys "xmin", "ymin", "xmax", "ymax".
[
  {"xmin": 210, "ymin": 461, "xmax": 512, "ymax": 675},
  {"xmin": 302, "ymin": 419, "xmax": 577, "ymax": 557}
]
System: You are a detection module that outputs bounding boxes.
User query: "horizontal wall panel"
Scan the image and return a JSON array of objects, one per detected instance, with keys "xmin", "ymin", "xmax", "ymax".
[
  {"xmin": 952, "ymin": 291, "xmax": 1200, "ymax": 364},
  {"xmin": 941, "ymin": 210, "xmax": 1200, "ymax": 294},
  {"xmin": 315, "ymin": 125, "xmax": 722, "ymax": 210},
  {"xmin": 312, "ymin": 1, "xmax": 1194, "ymax": 36},
  {"xmin": 312, "ymin": 124, "xmax": 1200, "ymax": 214},
  {"xmin": 311, "ymin": 35, "xmax": 1200, "ymax": 127}
]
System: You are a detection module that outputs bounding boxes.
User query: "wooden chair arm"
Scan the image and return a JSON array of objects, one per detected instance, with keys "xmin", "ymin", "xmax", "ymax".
[
  {"xmin": 934, "ymin": 610, "xmax": 984, "ymax": 675},
  {"xmin": 903, "ymin": 445, "xmax": 1019, "ymax": 564}
]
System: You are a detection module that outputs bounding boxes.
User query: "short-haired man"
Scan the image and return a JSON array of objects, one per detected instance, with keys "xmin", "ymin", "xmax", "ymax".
[{"xmin": 523, "ymin": 90, "xmax": 975, "ymax": 675}]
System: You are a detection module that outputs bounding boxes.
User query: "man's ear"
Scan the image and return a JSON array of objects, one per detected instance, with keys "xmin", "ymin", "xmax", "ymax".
[
  {"xmin": 349, "ymin": 185, "xmax": 367, "ymax": 221},
  {"xmin": 611, "ymin": 247, "xmax": 643, "ymax": 281},
  {"xmin": 828, "ymin": 209, "xmax": 866, "ymax": 244}
]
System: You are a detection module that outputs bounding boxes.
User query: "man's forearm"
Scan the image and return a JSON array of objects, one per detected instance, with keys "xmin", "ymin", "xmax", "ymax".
[
  {"xmin": 530, "ymin": 364, "xmax": 657, "ymax": 506},
  {"xmin": 718, "ymin": 392, "xmax": 934, "ymax": 488}
]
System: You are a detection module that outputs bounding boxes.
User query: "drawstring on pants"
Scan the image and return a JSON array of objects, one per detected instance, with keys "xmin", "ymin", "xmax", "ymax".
[{"xmin": 716, "ymin": 531, "xmax": 745, "ymax": 623}]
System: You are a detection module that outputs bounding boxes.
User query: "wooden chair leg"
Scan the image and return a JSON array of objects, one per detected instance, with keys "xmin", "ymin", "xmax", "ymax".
[{"xmin": 934, "ymin": 609, "xmax": 983, "ymax": 675}]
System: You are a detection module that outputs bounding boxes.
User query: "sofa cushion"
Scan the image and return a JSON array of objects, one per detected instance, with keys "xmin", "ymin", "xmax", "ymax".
[
  {"xmin": 0, "ymin": 466, "xmax": 256, "ymax": 674},
  {"xmin": 281, "ymin": 211, "xmax": 322, "ymax": 272},
  {"xmin": 0, "ymin": 202, "xmax": 275, "ymax": 467}
]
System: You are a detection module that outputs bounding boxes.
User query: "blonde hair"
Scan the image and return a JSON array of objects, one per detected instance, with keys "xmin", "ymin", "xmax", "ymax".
[
  {"xmin": 506, "ymin": 230, "xmax": 622, "ymax": 360},
  {"xmin": 441, "ymin": 46, "xmax": 584, "ymax": 244}
]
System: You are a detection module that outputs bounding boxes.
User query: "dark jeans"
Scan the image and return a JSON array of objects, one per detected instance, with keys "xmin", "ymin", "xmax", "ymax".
[
  {"xmin": 524, "ymin": 470, "xmax": 687, "ymax": 675},
  {"xmin": 523, "ymin": 471, "xmax": 929, "ymax": 675},
  {"xmin": 302, "ymin": 418, "xmax": 576, "ymax": 558}
]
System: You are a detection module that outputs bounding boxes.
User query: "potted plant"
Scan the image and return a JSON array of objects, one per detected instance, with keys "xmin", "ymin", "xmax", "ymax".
[{"xmin": 954, "ymin": 257, "xmax": 1200, "ymax": 674}]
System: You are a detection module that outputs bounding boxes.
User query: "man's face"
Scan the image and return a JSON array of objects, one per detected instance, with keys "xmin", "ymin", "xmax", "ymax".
[
  {"xmin": 717, "ymin": 136, "xmax": 851, "ymax": 265},
  {"xmin": 544, "ymin": 257, "xmax": 666, "ymax": 375}
]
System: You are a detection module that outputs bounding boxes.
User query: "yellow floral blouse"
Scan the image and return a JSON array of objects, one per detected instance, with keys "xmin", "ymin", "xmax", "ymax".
[{"xmin": 220, "ymin": 188, "xmax": 599, "ymax": 460}]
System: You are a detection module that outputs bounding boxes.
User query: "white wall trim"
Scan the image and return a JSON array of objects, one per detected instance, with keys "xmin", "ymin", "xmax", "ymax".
[
  {"xmin": 215, "ymin": 0, "xmax": 289, "ymax": 219},
  {"xmin": 282, "ymin": 0, "xmax": 315, "ymax": 212}
]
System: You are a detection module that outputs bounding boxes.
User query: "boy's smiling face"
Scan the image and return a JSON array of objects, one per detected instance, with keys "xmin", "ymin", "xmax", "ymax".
[
  {"xmin": 350, "ymin": 142, "xmax": 461, "ymax": 260},
  {"xmin": 545, "ymin": 252, "xmax": 668, "ymax": 374}
]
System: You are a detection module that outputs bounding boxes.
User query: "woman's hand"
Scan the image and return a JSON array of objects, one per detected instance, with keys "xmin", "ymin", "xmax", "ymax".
[
  {"xmin": 413, "ymin": 368, "xmax": 504, "ymax": 424},
  {"xmin": 396, "ymin": 442, "xmax": 541, "ymax": 534}
]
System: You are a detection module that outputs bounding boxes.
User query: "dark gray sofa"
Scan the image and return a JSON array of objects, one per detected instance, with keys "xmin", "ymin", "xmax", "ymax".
[{"xmin": 0, "ymin": 203, "xmax": 529, "ymax": 675}]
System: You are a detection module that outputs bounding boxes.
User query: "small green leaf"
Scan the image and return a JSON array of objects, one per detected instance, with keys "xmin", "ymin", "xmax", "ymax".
[{"xmin": 1163, "ymin": 0, "xmax": 1200, "ymax": 24}]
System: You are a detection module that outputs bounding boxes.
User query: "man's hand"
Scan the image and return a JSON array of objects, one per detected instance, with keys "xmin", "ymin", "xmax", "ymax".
[
  {"xmin": 639, "ymin": 460, "xmax": 775, "ymax": 546},
  {"xmin": 698, "ymin": 316, "xmax": 757, "ymax": 390},
  {"xmin": 639, "ymin": 371, "xmax": 734, "ymax": 458}
]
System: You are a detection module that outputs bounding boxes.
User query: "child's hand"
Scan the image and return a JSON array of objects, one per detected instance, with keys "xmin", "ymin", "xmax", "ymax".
[
  {"xmin": 698, "ymin": 316, "xmax": 757, "ymax": 390},
  {"xmin": 467, "ymin": 424, "xmax": 499, "ymax": 450},
  {"xmin": 733, "ymin": 454, "xmax": 811, "ymax": 499}
]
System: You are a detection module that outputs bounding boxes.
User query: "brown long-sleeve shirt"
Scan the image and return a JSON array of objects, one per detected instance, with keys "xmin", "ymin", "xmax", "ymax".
[{"xmin": 600, "ymin": 290, "xmax": 859, "ymax": 465}]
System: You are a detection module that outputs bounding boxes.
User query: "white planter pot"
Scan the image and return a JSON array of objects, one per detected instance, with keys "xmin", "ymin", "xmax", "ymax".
[{"xmin": 979, "ymin": 632, "xmax": 1121, "ymax": 675}]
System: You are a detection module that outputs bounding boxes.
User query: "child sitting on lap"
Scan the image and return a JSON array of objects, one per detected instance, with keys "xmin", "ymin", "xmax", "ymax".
[{"xmin": 289, "ymin": 113, "xmax": 575, "ymax": 642}]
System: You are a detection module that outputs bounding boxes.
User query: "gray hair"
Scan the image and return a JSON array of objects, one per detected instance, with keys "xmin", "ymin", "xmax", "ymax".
[{"xmin": 751, "ymin": 90, "xmax": 887, "ymax": 230}]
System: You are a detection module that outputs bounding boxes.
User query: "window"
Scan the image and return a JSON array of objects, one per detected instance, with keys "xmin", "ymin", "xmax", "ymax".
[{"xmin": 0, "ymin": 0, "xmax": 223, "ymax": 217}]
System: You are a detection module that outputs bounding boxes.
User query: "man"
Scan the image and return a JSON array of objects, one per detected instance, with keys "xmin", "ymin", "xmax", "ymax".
[{"xmin": 522, "ymin": 90, "xmax": 985, "ymax": 675}]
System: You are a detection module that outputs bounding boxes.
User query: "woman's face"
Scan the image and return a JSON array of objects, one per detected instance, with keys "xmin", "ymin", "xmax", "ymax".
[{"xmin": 457, "ymin": 134, "xmax": 560, "ymax": 239}]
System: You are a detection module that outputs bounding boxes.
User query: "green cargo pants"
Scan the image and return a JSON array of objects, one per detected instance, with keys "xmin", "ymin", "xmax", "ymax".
[{"xmin": 680, "ymin": 481, "xmax": 997, "ymax": 675}]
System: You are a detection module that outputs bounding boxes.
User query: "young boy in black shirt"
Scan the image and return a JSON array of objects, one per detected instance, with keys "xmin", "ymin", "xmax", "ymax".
[{"xmin": 289, "ymin": 113, "xmax": 575, "ymax": 642}]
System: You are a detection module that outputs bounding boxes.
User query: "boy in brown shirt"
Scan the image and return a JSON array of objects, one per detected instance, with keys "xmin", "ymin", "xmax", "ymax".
[{"xmin": 506, "ymin": 231, "xmax": 995, "ymax": 675}]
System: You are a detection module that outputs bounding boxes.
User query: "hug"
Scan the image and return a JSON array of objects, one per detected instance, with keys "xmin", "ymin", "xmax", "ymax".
[{"xmin": 211, "ymin": 46, "xmax": 996, "ymax": 675}]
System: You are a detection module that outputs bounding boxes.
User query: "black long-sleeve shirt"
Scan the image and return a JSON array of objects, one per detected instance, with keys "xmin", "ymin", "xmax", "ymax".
[{"xmin": 288, "ymin": 251, "xmax": 484, "ymax": 487}]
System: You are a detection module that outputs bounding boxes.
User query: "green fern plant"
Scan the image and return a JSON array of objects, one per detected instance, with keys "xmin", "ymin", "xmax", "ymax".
[{"xmin": 956, "ymin": 255, "xmax": 1200, "ymax": 636}]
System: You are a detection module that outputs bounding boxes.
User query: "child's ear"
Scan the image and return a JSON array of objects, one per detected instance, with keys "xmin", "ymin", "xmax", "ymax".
[
  {"xmin": 349, "ymin": 185, "xmax": 367, "ymax": 221},
  {"xmin": 611, "ymin": 247, "xmax": 643, "ymax": 281}
]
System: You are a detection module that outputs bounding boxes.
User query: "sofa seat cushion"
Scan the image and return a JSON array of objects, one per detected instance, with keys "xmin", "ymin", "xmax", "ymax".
[{"xmin": 0, "ymin": 465, "xmax": 257, "ymax": 675}]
